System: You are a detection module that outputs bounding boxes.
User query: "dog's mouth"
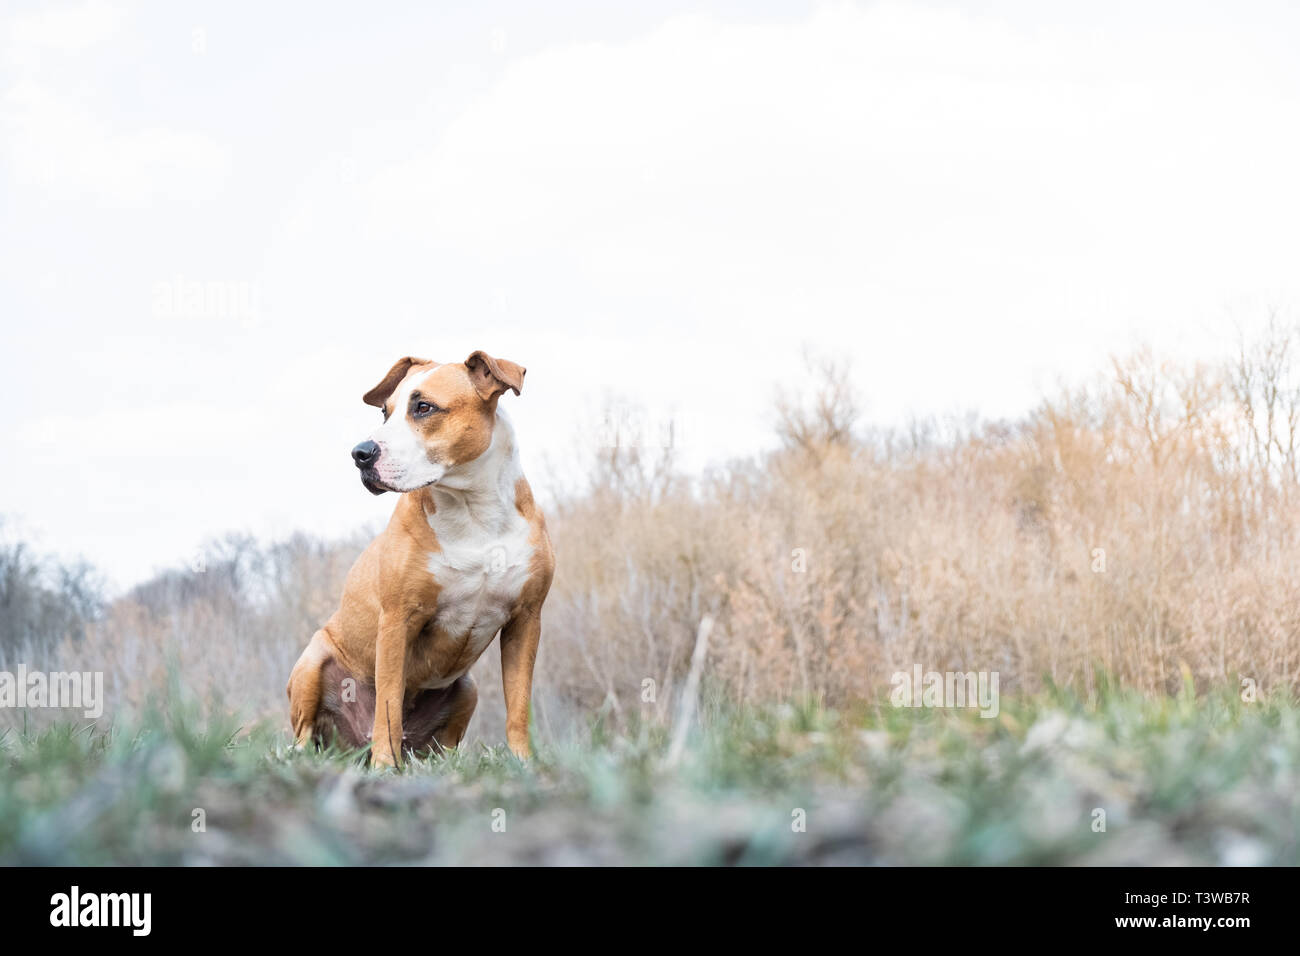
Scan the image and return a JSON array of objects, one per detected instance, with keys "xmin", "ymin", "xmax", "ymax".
[
  {"xmin": 360, "ymin": 472, "xmax": 393, "ymax": 496},
  {"xmin": 360, "ymin": 471, "xmax": 440, "ymax": 496}
]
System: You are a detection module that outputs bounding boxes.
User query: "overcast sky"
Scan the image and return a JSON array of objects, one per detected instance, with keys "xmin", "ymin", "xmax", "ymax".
[{"xmin": 3, "ymin": 0, "xmax": 1300, "ymax": 590}]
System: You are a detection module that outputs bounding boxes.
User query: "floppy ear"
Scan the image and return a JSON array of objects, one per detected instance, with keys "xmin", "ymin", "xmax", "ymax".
[
  {"xmin": 465, "ymin": 350, "xmax": 525, "ymax": 402},
  {"xmin": 363, "ymin": 356, "xmax": 431, "ymax": 408}
]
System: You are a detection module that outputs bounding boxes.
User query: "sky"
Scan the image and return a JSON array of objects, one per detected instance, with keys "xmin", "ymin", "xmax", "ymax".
[{"xmin": 3, "ymin": 0, "xmax": 1300, "ymax": 590}]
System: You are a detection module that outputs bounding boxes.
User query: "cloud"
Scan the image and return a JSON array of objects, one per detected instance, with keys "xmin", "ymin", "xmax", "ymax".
[
  {"xmin": 1, "ymin": 0, "xmax": 125, "ymax": 67},
  {"xmin": 356, "ymin": 2, "xmax": 1300, "ymax": 418},
  {"xmin": 1, "ymin": 0, "xmax": 230, "ymax": 204}
]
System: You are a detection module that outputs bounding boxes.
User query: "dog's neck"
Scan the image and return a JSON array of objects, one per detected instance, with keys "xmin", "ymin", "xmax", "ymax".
[{"xmin": 421, "ymin": 408, "xmax": 523, "ymax": 533}]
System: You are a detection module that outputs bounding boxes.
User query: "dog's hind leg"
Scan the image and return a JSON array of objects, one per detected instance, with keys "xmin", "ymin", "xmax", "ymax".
[
  {"xmin": 286, "ymin": 628, "xmax": 333, "ymax": 748},
  {"xmin": 400, "ymin": 674, "xmax": 479, "ymax": 757},
  {"xmin": 433, "ymin": 673, "xmax": 478, "ymax": 751}
]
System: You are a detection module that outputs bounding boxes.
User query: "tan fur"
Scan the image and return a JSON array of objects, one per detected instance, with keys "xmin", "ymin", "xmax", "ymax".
[{"xmin": 286, "ymin": 352, "xmax": 554, "ymax": 766}]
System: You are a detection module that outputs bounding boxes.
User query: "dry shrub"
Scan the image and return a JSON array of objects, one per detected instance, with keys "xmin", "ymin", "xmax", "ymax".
[
  {"xmin": 533, "ymin": 328, "xmax": 1300, "ymax": 730},
  {"xmin": 52, "ymin": 532, "xmax": 369, "ymax": 729}
]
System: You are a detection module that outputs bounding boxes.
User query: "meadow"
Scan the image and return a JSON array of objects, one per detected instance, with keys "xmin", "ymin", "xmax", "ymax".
[
  {"xmin": 3, "ymin": 687, "xmax": 1295, "ymax": 865},
  {"xmin": 4, "ymin": 324, "xmax": 1300, "ymax": 864}
]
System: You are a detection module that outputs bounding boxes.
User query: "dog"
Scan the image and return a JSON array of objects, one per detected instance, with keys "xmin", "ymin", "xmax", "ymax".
[{"xmin": 286, "ymin": 351, "xmax": 554, "ymax": 766}]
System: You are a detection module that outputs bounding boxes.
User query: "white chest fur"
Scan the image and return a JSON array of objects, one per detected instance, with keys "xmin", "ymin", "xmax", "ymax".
[
  {"xmin": 420, "ymin": 410, "xmax": 535, "ymax": 687},
  {"xmin": 427, "ymin": 507, "xmax": 533, "ymax": 649}
]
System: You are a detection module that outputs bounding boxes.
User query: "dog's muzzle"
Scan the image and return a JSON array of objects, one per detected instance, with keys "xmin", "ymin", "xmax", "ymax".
[{"xmin": 352, "ymin": 441, "xmax": 390, "ymax": 495}]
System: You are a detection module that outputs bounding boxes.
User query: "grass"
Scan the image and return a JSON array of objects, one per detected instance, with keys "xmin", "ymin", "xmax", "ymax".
[{"xmin": 2, "ymin": 684, "xmax": 1297, "ymax": 866}]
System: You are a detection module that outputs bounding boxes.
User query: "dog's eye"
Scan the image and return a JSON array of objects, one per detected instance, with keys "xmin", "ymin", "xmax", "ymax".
[{"xmin": 413, "ymin": 400, "xmax": 439, "ymax": 417}]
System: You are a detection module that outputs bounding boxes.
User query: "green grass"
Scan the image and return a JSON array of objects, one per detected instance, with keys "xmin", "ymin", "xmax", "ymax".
[{"xmin": 2, "ymin": 686, "xmax": 1297, "ymax": 865}]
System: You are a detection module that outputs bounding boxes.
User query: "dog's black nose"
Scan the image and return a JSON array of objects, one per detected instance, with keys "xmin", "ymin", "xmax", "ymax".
[{"xmin": 351, "ymin": 440, "xmax": 380, "ymax": 468}]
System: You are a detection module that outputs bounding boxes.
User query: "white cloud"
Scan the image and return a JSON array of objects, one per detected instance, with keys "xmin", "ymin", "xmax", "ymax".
[
  {"xmin": 1, "ymin": 0, "xmax": 230, "ymax": 203},
  {"xmin": 357, "ymin": 2, "xmax": 1300, "ymax": 420},
  {"xmin": 1, "ymin": 0, "xmax": 126, "ymax": 67}
]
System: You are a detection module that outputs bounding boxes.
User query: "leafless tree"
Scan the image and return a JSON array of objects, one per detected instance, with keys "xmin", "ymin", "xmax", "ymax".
[{"xmin": 773, "ymin": 347, "xmax": 862, "ymax": 461}]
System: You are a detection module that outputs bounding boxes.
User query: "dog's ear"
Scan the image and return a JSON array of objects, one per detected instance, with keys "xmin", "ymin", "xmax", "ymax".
[
  {"xmin": 363, "ymin": 356, "xmax": 431, "ymax": 408},
  {"xmin": 465, "ymin": 351, "xmax": 525, "ymax": 402}
]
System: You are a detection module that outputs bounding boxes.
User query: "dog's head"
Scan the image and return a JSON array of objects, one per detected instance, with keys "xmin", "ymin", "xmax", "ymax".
[{"xmin": 351, "ymin": 351, "xmax": 525, "ymax": 495}]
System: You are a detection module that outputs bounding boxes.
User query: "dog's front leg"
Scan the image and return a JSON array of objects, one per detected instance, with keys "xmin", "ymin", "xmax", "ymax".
[
  {"xmin": 500, "ymin": 611, "xmax": 542, "ymax": 759},
  {"xmin": 370, "ymin": 611, "xmax": 409, "ymax": 768}
]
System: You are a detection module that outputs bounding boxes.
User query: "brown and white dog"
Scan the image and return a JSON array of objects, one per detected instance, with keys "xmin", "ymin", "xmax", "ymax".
[{"xmin": 286, "ymin": 351, "xmax": 554, "ymax": 767}]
